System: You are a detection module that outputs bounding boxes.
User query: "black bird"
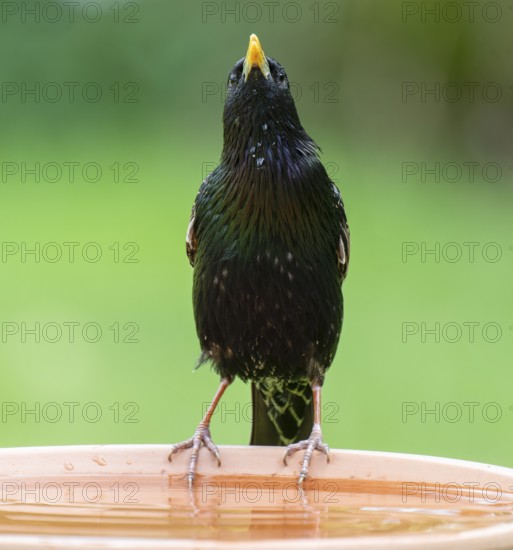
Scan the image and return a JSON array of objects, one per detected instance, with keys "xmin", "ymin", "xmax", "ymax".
[{"xmin": 170, "ymin": 34, "xmax": 350, "ymax": 486}]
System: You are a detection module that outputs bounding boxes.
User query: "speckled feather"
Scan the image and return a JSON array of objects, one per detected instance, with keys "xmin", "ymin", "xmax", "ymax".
[{"xmin": 187, "ymin": 54, "xmax": 349, "ymax": 445}]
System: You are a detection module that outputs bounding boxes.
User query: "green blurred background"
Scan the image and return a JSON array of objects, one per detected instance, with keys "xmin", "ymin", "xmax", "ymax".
[{"xmin": 0, "ymin": 0, "xmax": 512, "ymax": 468}]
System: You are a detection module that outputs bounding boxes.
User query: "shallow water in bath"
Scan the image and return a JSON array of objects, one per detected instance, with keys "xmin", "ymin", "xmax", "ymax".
[{"xmin": 0, "ymin": 474, "xmax": 513, "ymax": 542}]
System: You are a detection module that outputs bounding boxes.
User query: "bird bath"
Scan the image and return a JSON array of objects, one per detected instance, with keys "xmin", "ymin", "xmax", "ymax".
[{"xmin": 0, "ymin": 444, "xmax": 513, "ymax": 548}]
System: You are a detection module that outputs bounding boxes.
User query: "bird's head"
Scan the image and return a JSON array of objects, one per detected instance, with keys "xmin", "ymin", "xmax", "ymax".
[
  {"xmin": 224, "ymin": 34, "xmax": 296, "ymax": 115},
  {"xmin": 221, "ymin": 34, "xmax": 315, "ymax": 167}
]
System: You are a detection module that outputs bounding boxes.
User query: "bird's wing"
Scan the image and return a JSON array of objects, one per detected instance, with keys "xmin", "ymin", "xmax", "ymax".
[
  {"xmin": 186, "ymin": 176, "xmax": 211, "ymax": 267},
  {"xmin": 186, "ymin": 206, "xmax": 197, "ymax": 267},
  {"xmin": 333, "ymin": 184, "xmax": 350, "ymax": 281}
]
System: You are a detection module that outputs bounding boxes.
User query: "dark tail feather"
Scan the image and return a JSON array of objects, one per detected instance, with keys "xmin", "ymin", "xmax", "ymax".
[{"xmin": 250, "ymin": 380, "xmax": 313, "ymax": 446}]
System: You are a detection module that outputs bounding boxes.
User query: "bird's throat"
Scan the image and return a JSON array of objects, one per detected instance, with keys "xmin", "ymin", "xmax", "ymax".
[{"xmin": 221, "ymin": 118, "xmax": 318, "ymax": 183}]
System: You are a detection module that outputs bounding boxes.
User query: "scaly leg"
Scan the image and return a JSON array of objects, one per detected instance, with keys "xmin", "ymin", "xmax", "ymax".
[
  {"xmin": 283, "ymin": 381, "xmax": 330, "ymax": 486},
  {"xmin": 169, "ymin": 377, "xmax": 231, "ymax": 488}
]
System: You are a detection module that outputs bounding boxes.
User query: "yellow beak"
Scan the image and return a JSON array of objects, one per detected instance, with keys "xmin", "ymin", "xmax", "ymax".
[{"xmin": 242, "ymin": 34, "xmax": 271, "ymax": 82}]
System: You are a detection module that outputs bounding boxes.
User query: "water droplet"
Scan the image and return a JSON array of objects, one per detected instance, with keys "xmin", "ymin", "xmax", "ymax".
[
  {"xmin": 92, "ymin": 456, "xmax": 107, "ymax": 466},
  {"xmin": 256, "ymin": 157, "xmax": 265, "ymax": 167}
]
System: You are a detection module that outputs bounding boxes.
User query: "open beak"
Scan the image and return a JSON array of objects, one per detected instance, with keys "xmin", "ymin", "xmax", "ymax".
[{"xmin": 242, "ymin": 34, "xmax": 271, "ymax": 82}]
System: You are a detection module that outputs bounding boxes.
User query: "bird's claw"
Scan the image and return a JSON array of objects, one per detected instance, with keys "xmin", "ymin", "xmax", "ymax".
[
  {"xmin": 283, "ymin": 426, "xmax": 330, "ymax": 486},
  {"xmin": 168, "ymin": 425, "xmax": 221, "ymax": 488}
]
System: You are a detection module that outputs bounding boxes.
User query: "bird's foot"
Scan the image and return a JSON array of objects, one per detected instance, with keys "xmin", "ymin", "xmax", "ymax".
[
  {"xmin": 168, "ymin": 424, "xmax": 221, "ymax": 488},
  {"xmin": 282, "ymin": 424, "xmax": 330, "ymax": 486}
]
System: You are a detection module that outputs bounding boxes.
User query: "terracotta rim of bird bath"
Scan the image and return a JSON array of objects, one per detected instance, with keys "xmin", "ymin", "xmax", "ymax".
[{"xmin": 0, "ymin": 444, "xmax": 513, "ymax": 549}]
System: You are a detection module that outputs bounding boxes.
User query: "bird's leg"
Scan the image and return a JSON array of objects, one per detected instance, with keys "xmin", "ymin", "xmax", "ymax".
[
  {"xmin": 169, "ymin": 377, "xmax": 231, "ymax": 488},
  {"xmin": 283, "ymin": 380, "xmax": 330, "ymax": 486}
]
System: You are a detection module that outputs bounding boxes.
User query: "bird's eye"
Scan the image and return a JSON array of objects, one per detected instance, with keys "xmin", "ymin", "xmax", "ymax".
[
  {"xmin": 277, "ymin": 72, "xmax": 286, "ymax": 83},
  {"xmin": 228, "ymin": 73, "xmax": 238, "ymax": 87}
]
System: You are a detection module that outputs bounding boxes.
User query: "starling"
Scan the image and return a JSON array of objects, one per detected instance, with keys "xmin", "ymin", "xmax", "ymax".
[{"xmin": 169, "ymin": 34, "xmax": 350, "ymax": 487}]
